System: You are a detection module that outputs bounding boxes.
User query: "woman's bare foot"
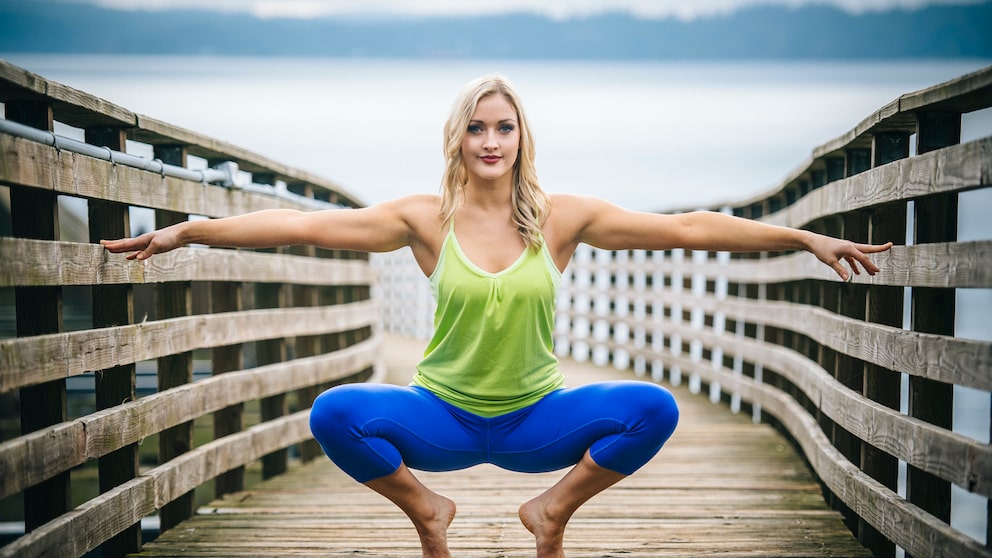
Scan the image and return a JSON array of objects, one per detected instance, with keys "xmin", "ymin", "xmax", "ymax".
[
  {"xmin": 519, "ymin": 495, "xmax": 566, "ymax": 558},
  {"xmin": 517, "ymin": 452, "xmax": 628, "ymax": 558},
  {"xmin": 414, "ymin": 492, "xmax": 457, "ymax": 558},
  {"xmin": 364, "ymin": 464, "xmax": 458, "ymax": 558}
]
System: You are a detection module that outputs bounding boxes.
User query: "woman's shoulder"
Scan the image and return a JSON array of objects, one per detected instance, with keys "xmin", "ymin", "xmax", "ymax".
[
  {"xmin": 546, "ymin": 192, "xmax": 613, "ymax": 223},
  {"xmin": 378, "ymin": 193, "xmax": 441, "ymax": 217}
]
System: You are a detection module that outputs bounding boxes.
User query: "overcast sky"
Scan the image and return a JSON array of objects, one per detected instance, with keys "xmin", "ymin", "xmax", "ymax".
[{"xmin": 64, "ymin": 0, "xmax": 984, "ymax": 20}]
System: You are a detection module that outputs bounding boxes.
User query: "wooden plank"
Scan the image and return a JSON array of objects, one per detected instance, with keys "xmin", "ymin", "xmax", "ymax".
[
  {"xmin": 0, "ymin": 237, "xmax": 374, "ymax": 287},
  {"xmin": 0, "ymin": 339, "xmax": 379, "ymax": 500},
  {"xmin": 0, "ymin": 133, "xmax": 313, "ymax": 216},
  {"xmin": 700, "ymin": 367, "xmax": 992, "ymax": 558},
  {"xmin": 0, "ymin": 300, "xmax": 377, "ymax": 392},
  {"xmin": 0, "ymin": 59, "xmax": 136, "ymax": 129},
  {"xmin": 761, "ymin": 137, "xmax": 990, "ymax": 229},
  {"xmin": 570, "ymin": 328, "xmax": 992, "ymax": 499},
  {"xmin": 562, "ymin": 292, "xmax": 992, "ymax": 391},
  {"xmin": 131, "ymin": 348, "xmax": 871, "ymax": 557},
  {"xmin": 607, "ymin": 239, "xmax": 992, "ymax": 288},
  {"xmin": 0, "ymin": 410, "xmax": 314, "ymax": 558},
  {"xmin": 644, "ymin": 294, "xmax": 992, "ymax": 391}
]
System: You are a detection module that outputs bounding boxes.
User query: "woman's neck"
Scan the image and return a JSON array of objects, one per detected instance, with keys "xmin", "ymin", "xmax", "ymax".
[{"xmin": 462, "ymin": 177, "xmax": 513, "ymax": 211}]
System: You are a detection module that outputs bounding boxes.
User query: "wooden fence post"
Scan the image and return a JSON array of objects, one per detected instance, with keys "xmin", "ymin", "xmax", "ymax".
[
  {"xmin": 6, "ymin": 99, "xmax": 70, "ymax": 533},
  {"xmin": 907, "ymin": 111, "xmax": 960, "ymax": 547},
  {"xmin": 288, "ymin": 184, "xmax": 325, "ymax": 463},
  {"xmin": 153, "ymin": 144, "xmax": 196, "ymax": 532},
  {"xmin": 212, "ymin": 280, "xmax": 245, "ymax": 497},
  {"xmin": 256, "ymin": 279, "xmax": 289, "ymax": 477},
  {"xmin": 857, "ymin": 131, "xmax": 910, "ymax": 558},
  {"xmin": 86, "ymin": 125, "xmax": 141, "ymax": 557},
  {"xmin": 251, "ymin": 174, "xmax": 291, "ymax": 478}
]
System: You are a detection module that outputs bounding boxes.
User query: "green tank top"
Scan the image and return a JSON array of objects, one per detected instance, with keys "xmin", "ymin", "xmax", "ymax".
[{"xmin": 410, "ymin": 221, "xmax": 565, "ymax": 417}]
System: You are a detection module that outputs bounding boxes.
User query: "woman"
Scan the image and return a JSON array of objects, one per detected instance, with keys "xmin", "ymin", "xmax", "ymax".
[{"xmin": 102, "ymin": 75, "xmax": 891, "ymax": 558}]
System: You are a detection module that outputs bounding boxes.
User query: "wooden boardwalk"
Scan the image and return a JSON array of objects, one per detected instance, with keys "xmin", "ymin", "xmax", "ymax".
[{"xmin": 131, "ymin": 335, "xmax": 870, "ymax": 557}]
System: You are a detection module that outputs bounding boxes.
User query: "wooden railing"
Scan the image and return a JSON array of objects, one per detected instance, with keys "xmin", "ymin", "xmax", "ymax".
[
  {"xmin": 553, "ymin": 67, "xmax": 992, "ymax": 557},
  {"xmin": 380, "ymin": 66, "xmax": 992, "ymax": 557},
  {"xmin": 0, "ymin": 60, "xmax": 380, "ymax": 558}
]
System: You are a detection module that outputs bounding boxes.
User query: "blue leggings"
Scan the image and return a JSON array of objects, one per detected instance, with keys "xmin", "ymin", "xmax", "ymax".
[{"xmin": 308, "ymin": 381, "xmax": 679, "ymax": 483}]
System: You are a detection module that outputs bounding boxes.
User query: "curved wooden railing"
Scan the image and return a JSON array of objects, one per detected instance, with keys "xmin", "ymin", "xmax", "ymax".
[
  {"xmin": 380, "ymin": 66, "xmax": 992, "ymax": 557},
  {"xmin": 552, "ymin": 66, "xmax": 992, "ymax": 557},
  {"xmin": 0, "ymin": 60, "xmax": 379, "ymax": 558}
]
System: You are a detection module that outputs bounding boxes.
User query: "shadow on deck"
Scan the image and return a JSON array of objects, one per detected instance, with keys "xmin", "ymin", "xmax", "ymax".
[{"xmin": 130, "ymin": 334, "xmax": 869, "ymax": 557}]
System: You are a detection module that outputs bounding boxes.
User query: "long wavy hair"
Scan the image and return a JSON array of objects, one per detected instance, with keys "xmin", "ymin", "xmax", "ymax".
[{"xmin": 439, "ymin": 75, "xmax": 550, "ymax": 250}]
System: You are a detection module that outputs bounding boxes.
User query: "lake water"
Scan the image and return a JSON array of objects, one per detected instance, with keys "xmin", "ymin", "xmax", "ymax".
[{"xmin": 1, "ymin": 54, "xmax": 990, "ymax": 545}]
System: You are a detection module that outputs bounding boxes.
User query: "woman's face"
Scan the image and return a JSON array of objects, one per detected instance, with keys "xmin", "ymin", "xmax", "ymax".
[{"xmin": 461, "ymin": 93, "xmax": 520, "ymax": 184}]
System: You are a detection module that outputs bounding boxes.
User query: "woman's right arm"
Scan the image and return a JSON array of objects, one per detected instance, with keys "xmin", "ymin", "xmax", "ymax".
[{"xmin": 101, "ymin": 194, "xmax": 429, "ymax": 261}]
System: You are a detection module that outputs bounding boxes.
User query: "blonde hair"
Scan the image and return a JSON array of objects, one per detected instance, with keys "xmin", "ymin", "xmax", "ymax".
[{"xmin": 439, "ymin": 74, "xmax": 550, "ymax": 250}]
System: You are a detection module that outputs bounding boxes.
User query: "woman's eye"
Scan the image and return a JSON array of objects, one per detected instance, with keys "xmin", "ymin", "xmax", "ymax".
[
  {"xmin": 467, "ymin": 124, "xmax": 482, "ymax": 134},
  {"xmin": 500, "ymin": 125, "xmax": 515, "ymax": 133}
]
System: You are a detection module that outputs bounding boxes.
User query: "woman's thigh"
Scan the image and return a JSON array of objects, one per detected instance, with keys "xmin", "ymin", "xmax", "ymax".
[{"xmin": 309, "ymin": 384, "xmax": 489, "ymax": 481}]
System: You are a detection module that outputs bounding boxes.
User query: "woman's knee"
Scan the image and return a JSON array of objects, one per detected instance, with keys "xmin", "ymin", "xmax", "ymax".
[
  {"xmin": 309, "ymin": 383, "xmax": 378, "ymax": 442},
  {"xmin": 618, "ymin": 381, "xmax": 680, "ymax": 442}
]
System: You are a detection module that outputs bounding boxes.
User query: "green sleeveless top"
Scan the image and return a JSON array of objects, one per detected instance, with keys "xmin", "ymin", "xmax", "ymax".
[{"xmin": 410, "ymin": 221, "xmax": 565, "ymax": 417}]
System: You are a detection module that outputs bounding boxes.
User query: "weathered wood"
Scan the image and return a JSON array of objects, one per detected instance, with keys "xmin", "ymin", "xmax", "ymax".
[
  {"xmin": 761, "ymin": 137, "xmax": 991, "ymax": 229},
  {"xmin": 906, "ymin": 108, "xmax": 960, "ymax": 533},
  {"xmin": 594, "ymin": 238, "xmax": 992, "ymax": 289},
  {"xmin": 0, "ymin": 134, "xmax": 314, "ymax": 217},
  {"xmin": 565, "ymin": 325, "xmax": 992, "ymax": 499},
  {"xmin": 6, "ymin": 98, "xmax": 71, "ymax": 534},
  {"xmin": 130, "ymin": 351, "xmax": 871, "ymax": 558},
  {"xmin": 0, "ymin": 300, "xmax": 377, "ymax": 392},
  {"xmin": 0, "ymin": 237, "xmax": 374, "ymax": 287},
  {"xmin": 86, "ymin": 125, "xmax": 141, "ymax": 558},
  {"xmin": 704, "ymin": 366, "xmax": 992, "ymax": 558},
  {"xmin": 0, "ymin": 410, "xmax": 314, "ymax": 558},
  {"xmin": 860, "ymin": 201, "xmax": 905, "ymax": 558},
  {"xmin": 0, "ymin": 60, "xmax": 362, "ymax": 207},
  {"xmin": 212, "ymin": 281, "xmax": 246, "ymax": 497},
  {"xmin": 255, "ymin": 281, "xmax": 289, "ymax": 478},
  {"xmin": 561, "ymin": 290, "xmax": 992, "ymax": 392},
  {"xmin": 152, "ymin": 144, "xmax": 196, "ymax": 533},
  {"xmin": 0, "ymin": 339, "xmax": 379, "ymax": 501}
]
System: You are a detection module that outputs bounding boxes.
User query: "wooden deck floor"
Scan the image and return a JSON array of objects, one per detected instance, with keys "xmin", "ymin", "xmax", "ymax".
[{"xmin": 131, "ymin": 334, "xmax": 870, "ymax": 557}]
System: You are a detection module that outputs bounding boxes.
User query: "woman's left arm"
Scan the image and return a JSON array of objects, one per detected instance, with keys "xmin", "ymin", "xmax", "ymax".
[{"xmin": 559, "ymin": 195, "xmax": 891, "ymax": 281}]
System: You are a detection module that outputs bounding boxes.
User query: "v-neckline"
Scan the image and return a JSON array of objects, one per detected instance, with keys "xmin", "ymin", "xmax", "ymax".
[{"xmin": 449, "ymin": 227, "xmax": 528, "ymax": 277}]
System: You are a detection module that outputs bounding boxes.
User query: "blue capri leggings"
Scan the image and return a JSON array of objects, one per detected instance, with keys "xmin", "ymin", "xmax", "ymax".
[{"xmin": 308, "ymin": 381, "xmax": 679, "ymax": 483}]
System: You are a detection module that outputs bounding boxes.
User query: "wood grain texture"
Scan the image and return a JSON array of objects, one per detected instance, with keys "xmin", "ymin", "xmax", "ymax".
[
  {"xmin": 761, "ymin": 137, "xmax": 991, "ymax": 229},
  {"xmin": 609, "ymin": 240, "xmax": 992, "ymax": 288},
  {"xmin": 563, "ymin": 319, "xmax": 992, "ymax": 499},
  {"xmin": 0, "ymin": 238, "xmax": 374, "ymax": 287},
  {"xmin": 0, "ymin": 339, "xmax": 379, "ymax": 500},
  {"xmin": 0, "ymin": 300, "xmax": 377, "ymax": 392},
  {"xmin": 559, "ymin": 285, "xmax": 992, "ymax": 390}
]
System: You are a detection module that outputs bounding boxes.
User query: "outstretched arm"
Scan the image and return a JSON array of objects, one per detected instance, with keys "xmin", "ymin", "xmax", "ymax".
[
  {"xmin": 101, "ymin": 195, "xmax": 424, "ymax": 261},
  {"xmin": 553, "ymin": 195, "xmax": 891, "ymax": 281}
]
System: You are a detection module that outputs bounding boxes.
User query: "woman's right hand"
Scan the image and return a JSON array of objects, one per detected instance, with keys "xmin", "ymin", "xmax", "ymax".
[{"xmin": 100, "ymin": 225, "xmax": 185, "ymax": 261}]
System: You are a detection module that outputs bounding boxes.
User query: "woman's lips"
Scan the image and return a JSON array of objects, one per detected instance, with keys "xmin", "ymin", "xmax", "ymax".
[{"xmin": 480, "ymin": 155, "xmax": 501, "ymax": 164}]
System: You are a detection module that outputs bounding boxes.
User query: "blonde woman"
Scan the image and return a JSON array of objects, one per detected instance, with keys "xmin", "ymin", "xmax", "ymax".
[{"xmin": 103, "ymin": 75, "xmax": 890, "ymax": 558}]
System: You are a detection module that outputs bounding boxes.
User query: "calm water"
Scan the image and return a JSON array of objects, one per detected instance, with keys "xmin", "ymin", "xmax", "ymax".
[{"xmin": 2, "ymin": 54, "xmax": 990, "ymax": 543}]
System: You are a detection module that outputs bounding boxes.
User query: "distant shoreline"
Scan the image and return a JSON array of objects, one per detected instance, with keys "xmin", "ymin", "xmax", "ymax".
[{"xmin": 1, "ymin": 1, "xmax": 990, "ymax": 60}]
